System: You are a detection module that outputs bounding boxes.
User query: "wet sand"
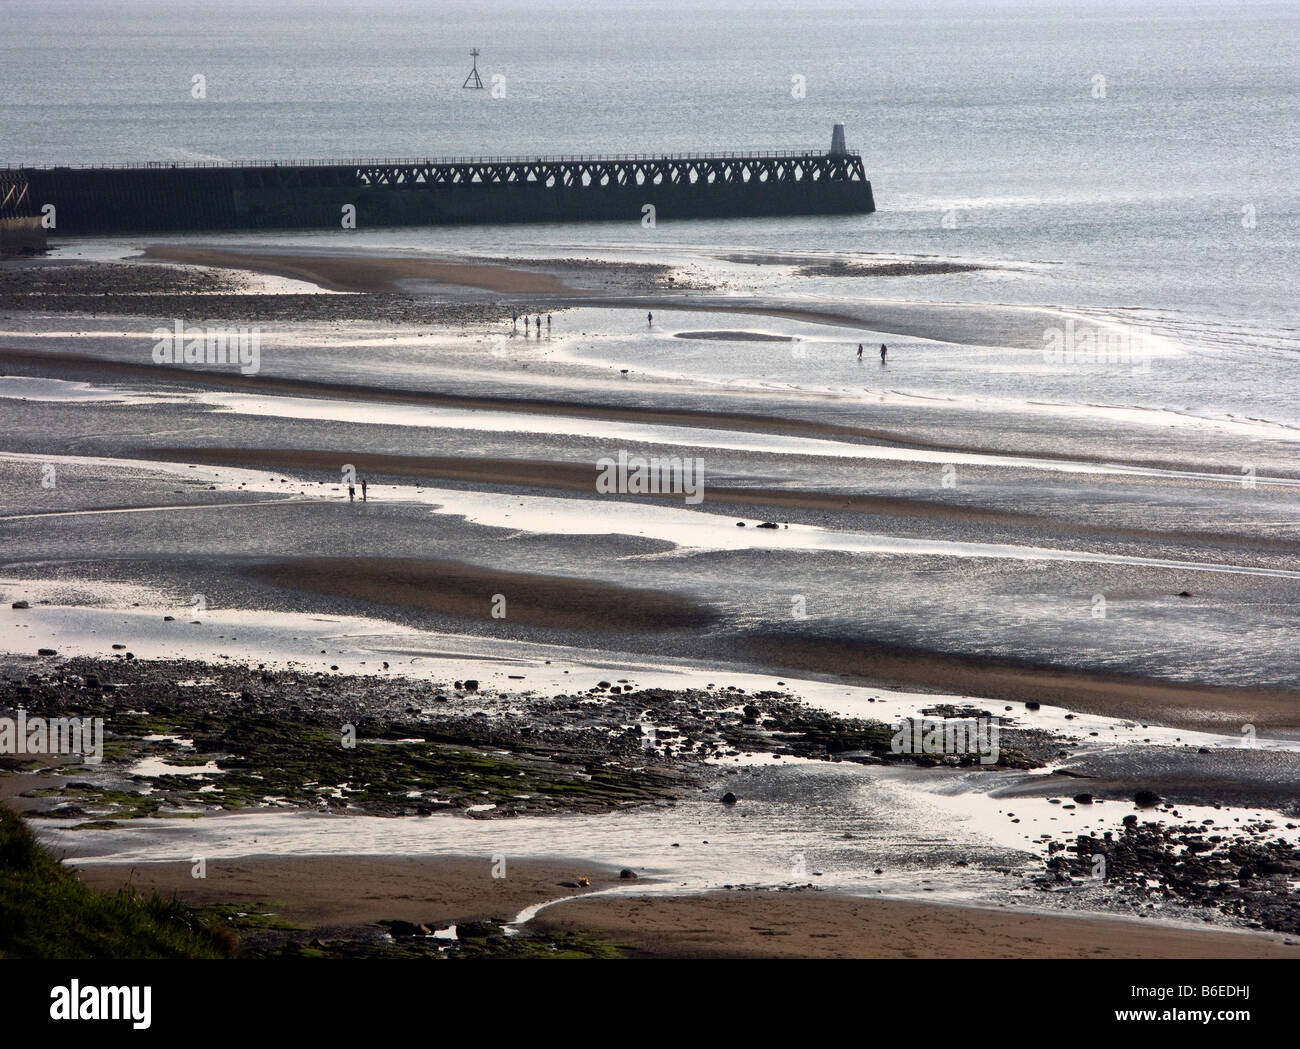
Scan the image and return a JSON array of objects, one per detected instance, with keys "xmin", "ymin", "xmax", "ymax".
[
  {"xmin": 534, "ymin": 889, "xmax": 1300, "ymax": 959},
  {"xmin": 138, "ymin": 242, "xmax": 1065, "ymax": 349},
  {"xmin": 141, "ymin": 445, "xmax": 1300, "ymax": 556},
  {"xmin": 675, "ymin": 330, "xmax": 793, "ymax": 342},
  {"xmin": 0, "ymin": 346, "xmax": 1262, "ymax": 476},
  {"xmin": 746, "ymin": 634, "xmax": 1300, "ymax": 734},
  {"xmin": 249, "ymin": 556, "xmax": 717, "ymax": 632},
  {"xmin": 0, "ymin": 346, "xmax": 982, "ymax": 454},
  {"xmin": 6, "ymin": 247, "xmax": 1300, "ymax": 958},
  {"xmin": 242, "ymin": 556, "xmax": 1300, "ymax": 732},
  {"xmin": 72, "ymin": 855, "xmax": 1300, "ymax": 958},
  {"xmin": 0, "ymin": 260, "xmax": 513, "ymax": 326},
  {"xmin": 235, "ymin": 521, "xmax": 1300, "ymax": 732},
  {"xmin": 74, "ymin": 855, "xmax": 626, "ymax": 932},
  {"xmin": 144, "ymin": 245, "xmax": 573, "ymax": 296}
]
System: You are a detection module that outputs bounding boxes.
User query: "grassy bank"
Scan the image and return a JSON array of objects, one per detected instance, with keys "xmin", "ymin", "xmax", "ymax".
[{"xmin": 0, "ymin": 805, "xmax": 234, "ymax": 958}]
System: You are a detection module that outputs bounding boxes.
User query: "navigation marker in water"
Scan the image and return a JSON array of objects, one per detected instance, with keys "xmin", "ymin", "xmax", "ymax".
[{"xmin": 463, "ymin": 48, "xmax": 484, "ymax": 89}]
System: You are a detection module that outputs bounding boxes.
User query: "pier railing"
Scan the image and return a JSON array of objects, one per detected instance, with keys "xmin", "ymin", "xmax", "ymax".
[{"xmin": 9, "ymin": 149, "xmax": 859, "ymax": 171}]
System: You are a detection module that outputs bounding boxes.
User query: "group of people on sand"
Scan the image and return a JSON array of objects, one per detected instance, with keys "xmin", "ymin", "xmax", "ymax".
[
  {"xmin": 347, "ymin": 479, "xmax": 368, "ymax": 502},
  {"xmin": 515, "ymin": 308, "xmax": 887, "ymax": 361},
  {"xmin": 512, "ymin": 312, "xmax": 551, "ymax": 334}
]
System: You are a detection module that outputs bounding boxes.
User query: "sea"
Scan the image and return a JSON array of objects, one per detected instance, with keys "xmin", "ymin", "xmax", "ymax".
[{"xmin": 3, "ymin": 0, "xmax": 1297, "ymax": 350}]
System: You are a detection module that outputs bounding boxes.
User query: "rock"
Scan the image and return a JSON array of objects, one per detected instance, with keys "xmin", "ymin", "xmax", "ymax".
[
  {"xmin": 1177, "ymin": 591, "xmax": 1191, "ymax": 597},
  {"xmin": 721, "ymin": 792, "xmax": 737, "ymax": 805},
  {"xmin": 11, "ymin": 600, "xmax": 30, "ymax": 609},
  {"xmin": 1134, "ymin": 790, "xmax": 1161, "ymax": 808},
  {"xmin": 456, "ymin": 919, "xmax": 503, "ymax": 940},
  {"xmin": 736, "ymin": 521, "xmax": 746, "ymax": 527},
  {"xmin": 619, "ymin": 868, "xmax": 638, "ymax": 880},
  {"xmin": 463, "ymin": 679, "xmax": 479, "ymax": 691},
  {"xmin": 37, "ymin": 648, "xmax": 57, "ymax": 656},
  {"xmin": 163, "ymin": 615, "xmax": 175, "ymax": 621},
  {"xmin": 1024, "ymin": 701, "xmax": 1041, "ymax": 711},
  {"xmin": 1072, "ymin": 793, "xmax": 1094, "ymax": 804},
  {"xmin": 388, "ymin": 920, "xmax": 431, "ymax": 938},
  {"xmin": 757, "ymin": 521, "xmax": 779, "ymax": 529}
]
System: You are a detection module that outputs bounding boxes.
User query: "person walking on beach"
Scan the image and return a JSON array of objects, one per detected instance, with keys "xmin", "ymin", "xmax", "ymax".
[
  {"xmin": 361, "ymin": 479, "xmax": 368, "ymax": 502},
  {"xmin": 348, "ymin": 484, "xmax": 355, "ymax": 503},
  {"xmin": 512, "ymin": 312, "xmax": 518, "ymax": 330},
  {"xmin": 534, "ymin": 315, "xmax": 541, "ymax": 335},
  {"xmin": 857, "ymin": 343, "xmax": 863, "ymax": 360},
  {"xmin": 647, "ymin": 311, "xmax": 653, "ymax": 327},
  {"xmin": 880, "ymin": 343, "xmax": 888, "ymax": 362},
  {"xmin": 546, "ymin": 313, "xmax": 551, "ymax": 331}
]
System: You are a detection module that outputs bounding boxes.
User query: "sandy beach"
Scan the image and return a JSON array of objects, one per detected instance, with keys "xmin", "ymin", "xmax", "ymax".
[
  {"xmin": 249, "ymin": 556, "xmax": 718, "ymax": 632},
  {"xmin": 140, "ymin": 242, "xmax": 1073, "ymax": 351},
  {"xmin": 70, "ymin": 854, "xmax": 1300, "ymax": 959},
  {"xmin": 4, "ymin": 241, "xmax": 1300, "ymax": 960},
  {"xmin": 534, "ymin": 889, "xmax": 1300, "ymax": 959},
  {"xmin": 144, "ymin": 244, "xmax": 576, "ymax": 296},
  {"xmin": 117, "ymin": 444, "xmax": 1300, "ymax": 556}
]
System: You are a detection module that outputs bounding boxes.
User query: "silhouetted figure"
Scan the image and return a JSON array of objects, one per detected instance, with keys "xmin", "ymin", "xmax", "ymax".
[
  {"xmin": 361, "ymin": 479, "xmax": 368, "ymax": 502},
  {"xmin": 647, "ymin": 312, "xmax": 653, "ymax": 327},
  {"xmin": 857, "ymin": 343, "xmax": 863, "ymax": 360},
  {"xmin": 524, "ymin": 315, "xmax": 530, "ymax": 332},
  {"xmin": 535, "ymin": 315, "xmax": 541, "ymax": 332},
  {"xmin": 512, "ymin": 312, "xmax": 518, "ymax": 329},
  {"xmin": 546, "ymin": 313, "xmax": 551, "ymax": 330},
  {"xmin": 880, "ymin": 343, "xmax": 888, "ymax": 362},
  {"xmin": 348, "ymin": 484, "xmax": 355, "ymax": 502}
]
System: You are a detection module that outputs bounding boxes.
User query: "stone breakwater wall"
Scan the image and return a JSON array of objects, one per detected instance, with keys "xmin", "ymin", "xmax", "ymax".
[{"xmin": 16, "ymin": 150, "xmax": 875, "ymax": 234}]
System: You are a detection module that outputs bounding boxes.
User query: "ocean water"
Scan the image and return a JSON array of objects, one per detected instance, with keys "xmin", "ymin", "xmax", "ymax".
[{"xmin": 3, "ymin": 0, "xmax": 1297, "ymax": 339}]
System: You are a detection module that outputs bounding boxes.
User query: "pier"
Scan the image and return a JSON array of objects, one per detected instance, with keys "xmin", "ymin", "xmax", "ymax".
[
  {"xmin": 10, "ymin": 134, "xmax": 874, "ymax": 235},
  {"xmin": 0, "ymin": 168, "xmax": 44, "ymax": 253}
]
